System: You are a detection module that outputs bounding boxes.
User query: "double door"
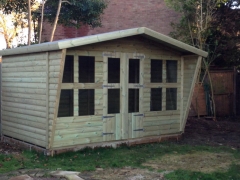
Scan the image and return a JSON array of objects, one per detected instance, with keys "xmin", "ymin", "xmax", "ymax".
[{"xmin": 102, "ymin": 53, "xmax": 145, "ymax": 141}]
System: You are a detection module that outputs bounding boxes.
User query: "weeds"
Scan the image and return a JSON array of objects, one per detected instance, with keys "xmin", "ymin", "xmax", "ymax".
[{"xmin": 0, "ymin": 142, "xmax": 239, "ymax": 180}]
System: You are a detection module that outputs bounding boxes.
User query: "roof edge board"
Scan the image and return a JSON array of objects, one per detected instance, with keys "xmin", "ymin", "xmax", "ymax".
[
  {"xmin": 58, "ymin": 27, "xmax": 145, "ymax": 49},
  {"xmin": 0, "ymin": 42, "xmax": 60, "ymax": 56},
  {"xmin": 143, "ymin": 28, "xmax": 208, "ymax": 58},
  {"xmin": 0, "ymin": 27, "xmax": 208, "ymax": 58}
]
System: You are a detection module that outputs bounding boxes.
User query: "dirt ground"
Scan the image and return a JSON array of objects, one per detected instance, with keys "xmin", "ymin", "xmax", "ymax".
[
  {"xmin": 181, "ymin": 116, "xmax": 240, "ymax": 149},
  {"xmin": 1, "ymin": 117, "xmax": 240, "ymax": 180}
]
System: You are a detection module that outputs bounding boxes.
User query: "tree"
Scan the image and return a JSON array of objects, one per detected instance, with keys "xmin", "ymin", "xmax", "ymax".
[
  {"xmin": 44, "ymin": 0, "xmax": 108, "ymax": 42},
  {"xmin": 0, "ymin": 11, "xmax": 27, "ymax": 48},
  {"xmin": 49, "ymin": 0, "xmax": 71, "ymax": 42},
  {"xmin": 0, "ymin": 0, "xmax": 37, "ymax": 47},
  {"xmin": 27, "ymin": 0, "xmax": 32, "ymax": 45},
  {"xmin": 164, "ymin": 0, "xmax": 225, "ymax": 118},
  {"xmin": 165, "ymin": 0, "xmax": 240, "ymax": 64},
  {"xmin": 207, "ymin": 2, "xmax": 240, "ymax": 67},
  {"xmin": 165, "ymin": 0, "xmax": 240, "ymax": 118},
  {"xmin": 39, "ymin": 0, "xmax": 46, "ymax": 44}
]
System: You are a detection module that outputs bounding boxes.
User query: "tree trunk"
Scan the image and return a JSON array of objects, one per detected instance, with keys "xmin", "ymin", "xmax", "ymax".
[
  {"xmin": 28, "ymin": 0, "xmax": 32, "ymax": 45},
  {"xmin": 50, "ymin": 0, "xmax": 62, "ymax": 42},
  {"xmin": 39, "ymin": 0, "xmax": 46, "ymax": 44}
]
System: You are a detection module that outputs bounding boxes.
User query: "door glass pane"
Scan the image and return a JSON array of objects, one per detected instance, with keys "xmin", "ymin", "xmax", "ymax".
[
  {"xmin": 108, "ymin": 89, "xmax": 120, "ymax": 114},
  {"xmin": 166, "ymin": 60, "xmax": 177, "ymax": 83},
  {"xmin": 151, "ymin": 88, "xmax": 162, "ymax": 111},
  {"xmin": 166, "ymin": 88, "xmax": 177, "ymax": 110},
  {"xmin": 151, "ymin": 60, "xmax": 162, "ymax": 83},
  {"xmin": 79, "ymin": 56, "xmax": 95, "ymax": 83},
  {"xmin": 79, "ymin": 89, "xmax": 94, "ymax": 116},
  {"xmin": 62, "ymin": 55, "xmax": 74, "ymax": 83},
  {"xmin": 129, "ymin": 59, "xmax": 140, "ymax": 83},
  {"xmin": 108, "ymin": 58, "xmax": 120, "ymax": 83},
  {"xmin": 129, "ymin": 89, "xmax": 139, "ymax": 113},
  {"xmin": 58, "ymin": 90, "xmax": 73, "ymax": 117}
]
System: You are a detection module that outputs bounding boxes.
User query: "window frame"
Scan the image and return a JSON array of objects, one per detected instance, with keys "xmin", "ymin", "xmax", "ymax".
[
  {"xmin": 148, "ymin": 59, "xmax": 180, "ymax": 112},
  {"xmin": 58, "ymin": 53, "xmax": 102, "ymax": 117}
]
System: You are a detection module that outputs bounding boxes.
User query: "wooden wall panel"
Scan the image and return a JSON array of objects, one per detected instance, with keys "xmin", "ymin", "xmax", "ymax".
[
  {"xmin": 181, "ymin": 56, "xmax": 201, "ymax": 130},
  {"xmin": 1, "ymin": 36, "xmax": 201, "ymax": 150},
  {"xmin": 1, "ymin": 50, "xmax": 63, "ymax": 148},
  {"xmin": 53, "ymin": 115, "xmax": 103, "ymax": 148},
  {"xmin": 48, "ymin": 50, "xmax": 66, "ymax": 149},
  {"xmin": 65, "ymin": 37, "xmax": 184, "ymax": 144}
]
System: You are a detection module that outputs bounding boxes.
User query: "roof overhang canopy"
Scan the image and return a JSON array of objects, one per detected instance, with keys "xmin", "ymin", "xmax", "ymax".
[{"xmin": 0, "ymin": 27, "xmax": 208, "ymax": 57}]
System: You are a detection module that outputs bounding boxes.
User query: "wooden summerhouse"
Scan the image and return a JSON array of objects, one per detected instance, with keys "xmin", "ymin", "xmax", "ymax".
[{"xmin": 0, "ymin": 27, "xmax": 208, "ymax": 154}]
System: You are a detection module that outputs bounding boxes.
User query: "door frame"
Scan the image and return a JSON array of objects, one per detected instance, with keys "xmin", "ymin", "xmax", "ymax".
[{"xmin": 102, "ymin": 52, "xmax": 145, "ymax": 141}]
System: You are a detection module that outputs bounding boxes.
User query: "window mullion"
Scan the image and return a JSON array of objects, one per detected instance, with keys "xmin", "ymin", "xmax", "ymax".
[
  {"xmin": 162, "ymin": 88, "xmax": 166, "ymax": 111},
  {"xmin": 162, "ymin": 60, "xmax": 166, "ymax": 83},
  {"xmin": 74, "ymin": 55, "xmax": 78, "ymax": 116}
]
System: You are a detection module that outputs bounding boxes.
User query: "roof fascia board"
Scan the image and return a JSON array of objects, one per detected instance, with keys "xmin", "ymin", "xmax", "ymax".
[
  {"xmin": 0, "ymin": 42, "xmax": 59, "ymax": 56},
  {"xmin": 143, "ymin": 28, "xmax": 208, "ymax": 57},
  {"xmin": 0, "ymin": 27, "xmax": 208, "ymax": 58},
  {"xmin": 58, "ymin": 27, "xmax": 145, "ymax": 49}
]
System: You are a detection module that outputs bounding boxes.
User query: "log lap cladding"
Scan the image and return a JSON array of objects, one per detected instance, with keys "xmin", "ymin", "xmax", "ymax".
[{"xmin": 0, "ymin": 27, "xmax": 208, "ymax": 154}]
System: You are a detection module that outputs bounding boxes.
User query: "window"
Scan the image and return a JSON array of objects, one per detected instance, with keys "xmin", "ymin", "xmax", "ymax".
[
  {"xmin": 59, "ymin": 55, "xmax": 96, "ymax": 117},
  {"xmin": 166, "ymin": 88, "xmax": 177, "ymax": 110},
  {"xmin": 151, "ymin": 60, "xmax": 162, "ymax": 83},
  {"xmin": 129, "ymin": 89, "xmax": 139, "ymax": 113},
  {"xmin": 79, "ymin": 90, "xmax": 94, "ymax": 116},
  {"xmin": 151, "ymin": 88, "xmax": 162, "ymax": 111},
  {"xmin": 58, "ymin": 90, "xmax": 73, "ymax": 117},
  {"xmin": 62, "ymin": 55, "xmax": 74, "ymax": 83},
  {"xmin": 108, "ymin": 89, "xmax": 120, "ymax": 114},
  {"xmin": 108, "ymin": 58, "xmax": 120, "ymax": 83},
  {"xmin": 79, "ymin": 56, "xmax": 95, "ymax": 83},
  {"xmin": 129, "ymin": 59, "xmax": 140, "ymax": 83},
  {"xmin": 166, "ymin": 60, "xmax": 177, "ymax": 83},
  {"xmin": 78, "ymin": 56, "xmax": 95, "ymax": 116}
]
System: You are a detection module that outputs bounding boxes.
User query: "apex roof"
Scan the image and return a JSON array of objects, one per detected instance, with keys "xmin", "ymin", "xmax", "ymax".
[{"xmin": 0, "ymin": 27, "xmax": 208, "ymax": 57}]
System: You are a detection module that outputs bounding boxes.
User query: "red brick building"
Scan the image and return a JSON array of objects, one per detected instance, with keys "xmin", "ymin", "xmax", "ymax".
[{"xmin": 41, "ymin": 0, "xmax": 180, "ymax": 42}]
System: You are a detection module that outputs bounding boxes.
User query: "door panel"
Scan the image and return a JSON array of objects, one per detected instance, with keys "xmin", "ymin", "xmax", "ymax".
[
  {"xmin": 130, "ymin": 113, "xmax": 144, "ymax": 138},
  {"xmin": 103, "ymin": 114, "xmax": 115, "ymax": 142},
  {"xmin": 103, "ymin": 53, "xmax": 145, "ymax": 141}
]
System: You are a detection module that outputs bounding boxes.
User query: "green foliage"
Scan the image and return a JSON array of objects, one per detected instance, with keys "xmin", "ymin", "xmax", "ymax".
[
  {"xmin": 0, "ymin": 0, "xmax": 36, "ymax": 14},
  {"xmin": 44, "ymin": 0, "xmax": 108, "ymax": 28},
  {"xmin": 207, "ymin": 2, "xmax": 240, "ymax": 67},
  {"xmin": 0, "ymin": 143, "xmax": 239, "ymax": 174},
  {"xmin": 165, "ymin": 164, "xmax": 240, "ymax": 180},
  {"xmin": 165, "ymin": 0, "xmax": 240, "ymax": 67},
  {"xmin": 0, "ymin": 155, "xmax": 23, "ymax": 173}
]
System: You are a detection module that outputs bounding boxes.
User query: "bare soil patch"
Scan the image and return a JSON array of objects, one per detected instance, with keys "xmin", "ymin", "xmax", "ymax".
[
  {"xmin": 181, "ymin": 117, "xmax": 240, "ymax": 149},
  {"xmin": 143, "ymin": 152, "xmax": 238, "ymax": 173},
  {"xmin": 81, "ymin": 167, "xmax": 167, "ymax": 180}
]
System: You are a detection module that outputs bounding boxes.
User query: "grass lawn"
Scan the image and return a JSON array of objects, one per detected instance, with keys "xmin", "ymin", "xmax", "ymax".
[{"xmin": 0, "ymin": 142, "xmax": 240, "ymax": 180}]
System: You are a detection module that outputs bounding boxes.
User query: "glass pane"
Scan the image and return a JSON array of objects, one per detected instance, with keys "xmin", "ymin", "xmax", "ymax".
[
  {"xmin": 79, "ymin": 56, "xmax": 95, "ymax": 83},
  {"xmin": 79, "ymin": 89, "xmax": 94, "ymax": 116},
  {"xmin": 151, "ymin": 60, "xmax": 162, "ymax": 83},
  {"xmin": 166, "ymin": 60, "xmax": 177, "ymax": 83},
  {"xmin": 166, "ymin": 88, "xmax": 177, "ymax": 110},
  {"xmin": 108, "ymin": 58, "xmax": 120, "ymax": 83},
  {"xmin": 58, "ymin": 90, "xmax": 73, "ymax": 117},
  {"xmin": 129, "ymin": 89, "xmax": 139, "ymax": 113},
  {"xmin": 151, "ymin": 88, "xmax": 162, "ymax": 111},
  {"xmin": 129, "ymin": 59, "xmax": 140, "ymax": 83},
  {"xmin": 62, "ymin": 55, "xmax": 74, "ymax": 83},
  {"xmin": 108, "ymin": 89, "xmax": 120, "ymax": 114}
]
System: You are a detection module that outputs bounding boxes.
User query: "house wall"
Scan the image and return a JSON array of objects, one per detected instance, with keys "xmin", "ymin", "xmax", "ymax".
[
  {"xmin": 1, "ymin": 50, "xmax": 64, "ymax": 148},
  {"xmin": 41, "ymin": 0, "xmax": 181, "ymax": 42},
  {"xmin": 51, "ymin": 36, "xmax": 199, "ymax": 149}
]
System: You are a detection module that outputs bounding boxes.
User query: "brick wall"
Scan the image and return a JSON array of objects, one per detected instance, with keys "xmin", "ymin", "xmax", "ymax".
[{"xmin": 41, "ymin": 0, "xmax": 180, "ymax": 42}]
